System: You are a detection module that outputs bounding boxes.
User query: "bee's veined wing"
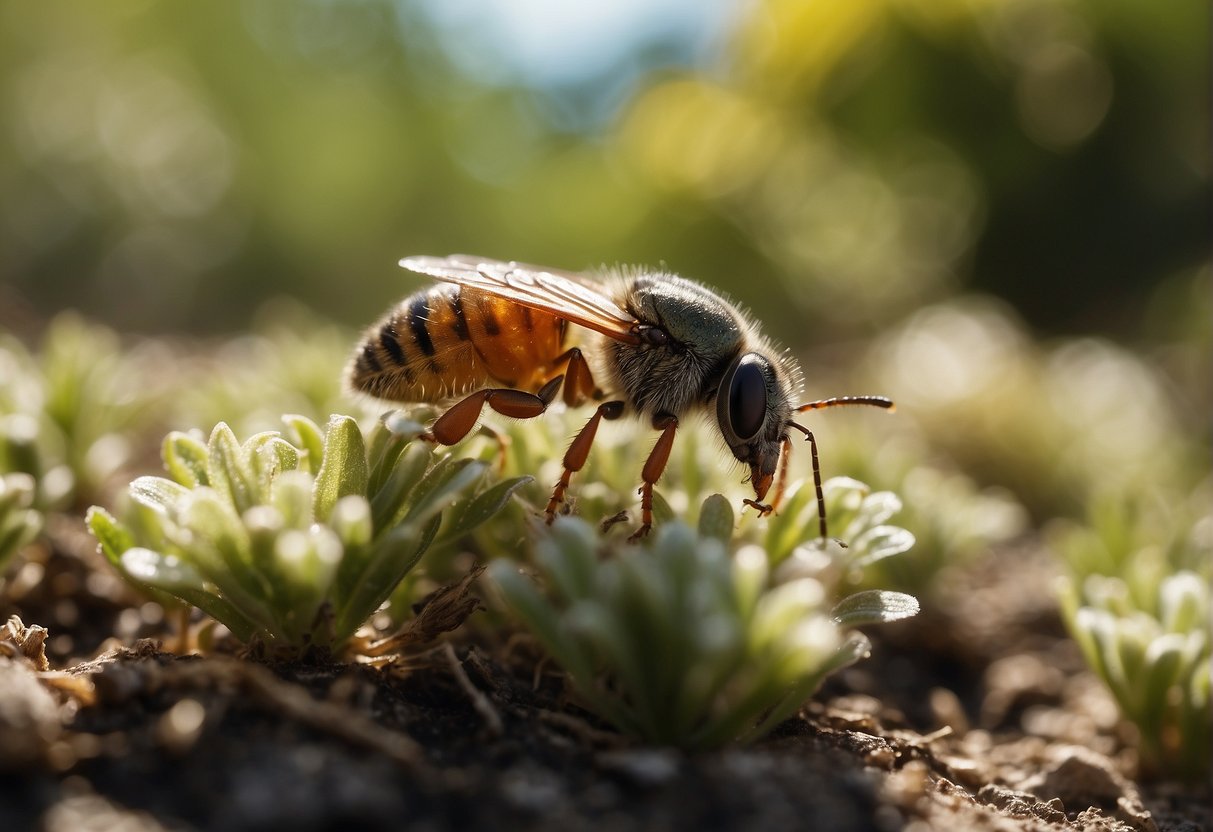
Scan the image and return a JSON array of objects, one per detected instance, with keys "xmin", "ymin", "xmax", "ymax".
[{"xmin": 400, "ymin": 255, "xmax": 641, "ymax": 344}]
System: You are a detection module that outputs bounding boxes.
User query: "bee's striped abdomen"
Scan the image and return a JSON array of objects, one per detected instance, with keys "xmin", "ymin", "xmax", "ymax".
[{"xmin": 348, "ymin": 283, "xmax": 568, "ymax": 403}]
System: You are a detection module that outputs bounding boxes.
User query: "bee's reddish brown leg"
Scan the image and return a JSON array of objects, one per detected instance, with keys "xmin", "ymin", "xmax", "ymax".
[
  {"xmin": 424, "ymin": 377, "xmax": 564, "ymax": 446},
  {"xmin": 545, "ymin": 347, "xmax": 600, "ymax": 407},
  {"xmin": 563, "ymin": 348, "xmax": 601, "ymax": 406},
  {"xmin": 769, "ymin": 434, "xmax": 795, "ymax": 514},
  {"xmin": 544, "ymin": 400, "xmax": 626, "ymax": 522},
  {"xmin": 741, "ymin": 436, "xmax": 794, "ymax": 519},
  {"xmin": 628, "ymin": 414, "xmax": 679, "ymax": 542}
]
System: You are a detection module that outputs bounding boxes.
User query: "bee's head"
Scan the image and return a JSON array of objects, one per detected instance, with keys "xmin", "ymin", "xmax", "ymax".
[{"xmin": 715, "ymin": 352, "xmax": 792, "ymax": 502}]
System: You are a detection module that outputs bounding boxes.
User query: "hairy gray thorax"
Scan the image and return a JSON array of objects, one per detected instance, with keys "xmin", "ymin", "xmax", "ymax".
[{"xmin": 600, "ymin": 276, "xmax": 747, "ymax": 418}]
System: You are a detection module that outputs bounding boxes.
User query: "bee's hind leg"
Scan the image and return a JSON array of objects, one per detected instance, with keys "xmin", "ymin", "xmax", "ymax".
[{"xmin": 424, "ymin": 378, "xmax": 564, "ymax": 446}]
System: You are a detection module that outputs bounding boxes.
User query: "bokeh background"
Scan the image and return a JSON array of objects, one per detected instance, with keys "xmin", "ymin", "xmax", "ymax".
[
  {"xmin": 2, "ymin": 0, "xmax": 1206, "ymax": 334},
  {"xmin": 1, "ymin": 0, "xmax": 1209, "ymax": 513}
]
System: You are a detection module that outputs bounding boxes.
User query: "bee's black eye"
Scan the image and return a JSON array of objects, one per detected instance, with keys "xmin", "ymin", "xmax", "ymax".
[{"xmin": 725, "ymin": 354, "xmax": 767, "ymax": 442}]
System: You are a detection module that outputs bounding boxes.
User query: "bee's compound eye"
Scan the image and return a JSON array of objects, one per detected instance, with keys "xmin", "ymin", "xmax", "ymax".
[{"xmin": 726, "ymin": 354, "xmax": 767, "ymax": 442}]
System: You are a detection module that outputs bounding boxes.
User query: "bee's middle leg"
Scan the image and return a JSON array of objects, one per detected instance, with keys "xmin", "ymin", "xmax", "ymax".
[
  {"xmin": 629, "ymin": 414, "xmax": 679, "ymax": 542},
  {"xmin": 544, "ymin": 400, "xmax": 626, "ymax": 522},
  {"xmin": 424, "ymin": 378, "xmax": 564, "ymax": 446},
  {"xmin": 546, "ymin": 347, "xmax": 601, "ymax": 407}
]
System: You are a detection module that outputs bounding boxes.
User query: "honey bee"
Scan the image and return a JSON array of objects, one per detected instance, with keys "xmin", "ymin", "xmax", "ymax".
[{"xmin": 348, "ymin": 255, "xmax": 893, "ymax": 540}]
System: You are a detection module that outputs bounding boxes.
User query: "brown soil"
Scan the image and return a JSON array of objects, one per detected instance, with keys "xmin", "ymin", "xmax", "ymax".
[{"xmin": 1, "ymin": 533, "xmax": 1209, "ymax": 832}]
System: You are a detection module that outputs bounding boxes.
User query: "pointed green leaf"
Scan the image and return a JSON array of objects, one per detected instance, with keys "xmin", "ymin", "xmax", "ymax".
[
  {"xmin": 282, "ymin": 414, "xmax": 324, "ymax": 475},
  {"xmin": 403, "ymin": 458, "xmax": 488, "ymax": 526},
  {"xmin": 697, "ymin": 494, "xmax": 735, "ymax": 543},
  {"xmin": 831, "ymin": 590, "xmax": 920, "ymax": 626},
  {"xmin": 162, "ymin": 432, "xmax": 210, "ymax": 488},
  {"xmin": 208, "ymin": 422, "xmax": 254, "ymax": 513},
  {"xmin": 370, "ymin": 440, "xmax": 432, "ymax": 534},
  {"xmin": 313, "ymin": 415, "xmax": 368, "ymax": 523},
  {"xmin": 129, "ymin": 476, "xmax": 191, "ymax": 517},
  {"xmin": 247, "ymin": 435, "xmax": 301, "ymax": 501},
  {"xmin": 431, "ymin": 475, "xmax": 533, "ymax": 547},
  {"xmin": 331, "ymin": 518, "xmax": 433, "ymax": 639},
  {"xmin": 86, "ymin": 506, "xmax": 134, "ymax": 568}
]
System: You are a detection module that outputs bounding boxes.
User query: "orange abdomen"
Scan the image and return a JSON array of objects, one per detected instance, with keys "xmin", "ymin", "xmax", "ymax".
[{"xmin": 349, "ymin": 283, "xmax": 568, "ymax": 402}]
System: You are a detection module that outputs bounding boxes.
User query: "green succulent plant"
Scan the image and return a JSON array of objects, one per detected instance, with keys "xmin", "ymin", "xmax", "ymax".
[
  {"xmin": 489, "ymin": 487, "xmax": 918, "ymax": 749},
  {"xmin": 1053, "ymin": 485, "xmax": 1212, "ymax": 780},
  {"xmin": 87, "ymin": 412, "xmax": 526, "ymax": 654}
]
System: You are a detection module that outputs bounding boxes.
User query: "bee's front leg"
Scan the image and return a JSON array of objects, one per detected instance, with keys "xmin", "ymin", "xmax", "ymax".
[{"xmin": 742, "ymin": 434, "xmax": 794, "ymax": 518}]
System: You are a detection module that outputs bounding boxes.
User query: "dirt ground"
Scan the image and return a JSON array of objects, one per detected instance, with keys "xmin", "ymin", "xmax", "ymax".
[{"xmin": 1, "ymin": 527, "xmax": 1209, "ymax": 832}]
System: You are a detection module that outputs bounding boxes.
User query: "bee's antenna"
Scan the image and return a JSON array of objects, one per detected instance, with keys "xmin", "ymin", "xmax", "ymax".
[
  {"xmin": 795, "ymin": 396, "xmax": 895, "ymax": 413},
  {"xmin": 787, "ymin": 395, "xmax": 894, "ymax": 540}
]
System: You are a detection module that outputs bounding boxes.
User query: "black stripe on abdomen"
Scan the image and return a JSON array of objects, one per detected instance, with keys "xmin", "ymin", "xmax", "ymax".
[
  {"xmin": 451, "ymin": 290, "xmax": 471, "ymax": 341},
  {"xmin": 407, "ymin": 295, "xmax": 436, "ymax": 356},
  {"xmin": 361, "ymin": 344, "xmax": 382, "ymax": 373},
  {"xmin": 379, "ymin": 322, "xmax": 405, "ymax": 365}
]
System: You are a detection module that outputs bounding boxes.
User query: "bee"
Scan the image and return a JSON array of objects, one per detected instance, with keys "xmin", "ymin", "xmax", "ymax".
[{"xmin": 348, "ymin": 255, "xmax": 893, "ymax": 540}]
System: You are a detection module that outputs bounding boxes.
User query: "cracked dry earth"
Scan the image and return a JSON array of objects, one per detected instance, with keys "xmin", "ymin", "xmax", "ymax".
[{"xmin": 1, "ymin": 535, "xmax": 1209, "ymax": 832}]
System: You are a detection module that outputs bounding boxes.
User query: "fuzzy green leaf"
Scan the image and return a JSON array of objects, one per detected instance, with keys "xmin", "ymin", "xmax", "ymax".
[
  {"xmin": 86, "ymin": 506, "xmax": 133, "ymax": 568},
  {"xmin": 831, "ymin": 590, "xmax": 921, "ymax": 626},
  {"xmin": 119, "ymin": 547, "xmax": 259, "ymax": 642},
  {"xmin": 129, "ymin": 476, "xmax": 191, "ymax": 518},
  {"xmin": 849, "ymin": 525, "xmax": 917, "ymax": 569},
  {"xmin": 312, "ymin": 416, "xmax": 368, "ymax": 523},
  {"xmin": 121, "ymin": 546, "xmax": 207, "ymax": 592},
  {"xmin": 488, "ymin": 561, "xmax": 597, "ymax": 683},
  {"xmin": 369, "ymin": 440, "xmax": 432, "ymax": 534},
  {"xmin": 162, "ymin": 432, "xmax": 210, "ymax": 488},
  {"xmin": 207, "ymin": 422, "xmax": 254, "ymax": 513},
  {"xmin": 431, "ymin": 475, "xmax": 533, "ymax": 547},
  {"xmin": 247, "ymin": 435, "xmax": 300, "ymax": 499},
  {"xmin": 403, "ymin": 457, "xmax": 487, "ymax": 526},
  {"xmin": 697, "ymin": 494, "xmax": 735, "ymax": 542},
  {"xmin": 282, "ymin": 414, "xmax": 324, "ymax": 475},
  {"xmin": 331, "ymin": 518, "xmax": 433, "ymax": 639}
]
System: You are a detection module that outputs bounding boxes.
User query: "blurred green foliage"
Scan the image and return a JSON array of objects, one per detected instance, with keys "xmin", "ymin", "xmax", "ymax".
[
  {"xmin": 1, "ymin": 0, "xmax": 1206, "ymax": 343},
  {"xmin": 0, "ymin": 313, "xmax": 169, "ymax": 511}
]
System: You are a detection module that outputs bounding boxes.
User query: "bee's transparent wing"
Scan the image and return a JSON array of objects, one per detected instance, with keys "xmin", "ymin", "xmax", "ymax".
[{"xmin": 400, "ymin": 255, "xmax": 641, "ymax": 344}]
